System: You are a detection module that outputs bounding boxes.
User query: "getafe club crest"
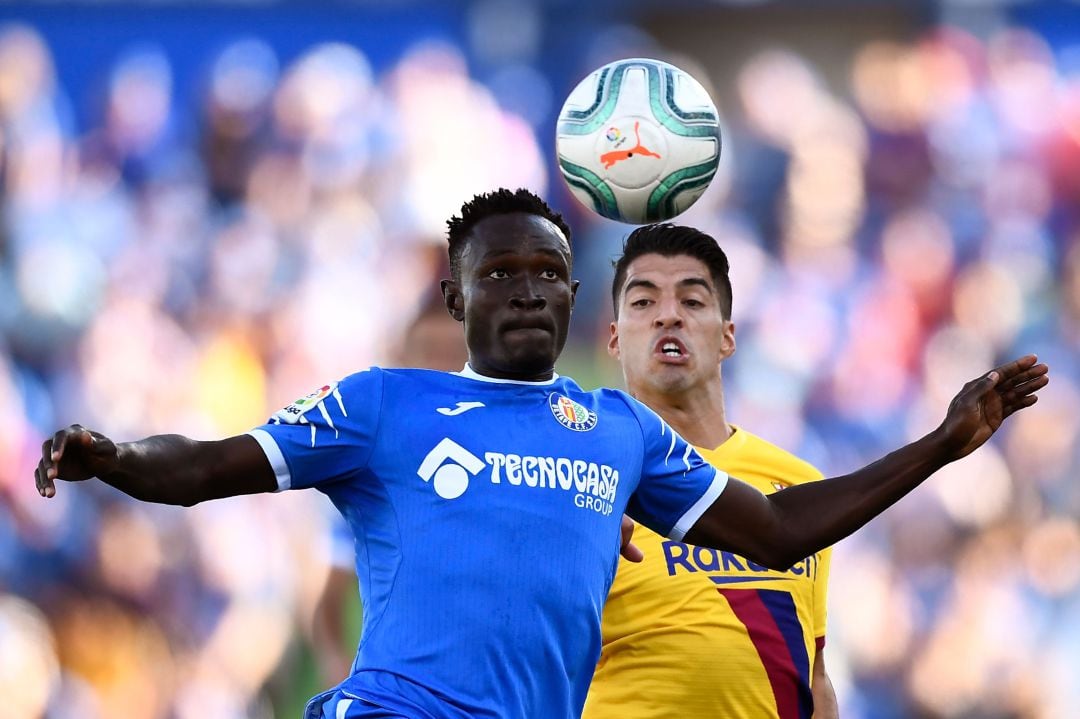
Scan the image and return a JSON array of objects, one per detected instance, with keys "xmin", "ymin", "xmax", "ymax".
[{"xmin": 548, "ymin": 393, "xmax": 598, "ymax": 432}]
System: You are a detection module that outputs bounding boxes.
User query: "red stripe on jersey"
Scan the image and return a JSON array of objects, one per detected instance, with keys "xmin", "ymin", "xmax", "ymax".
[{"xmin": 718, "ymin": 588, "xmax": 812, "ymax": 719}]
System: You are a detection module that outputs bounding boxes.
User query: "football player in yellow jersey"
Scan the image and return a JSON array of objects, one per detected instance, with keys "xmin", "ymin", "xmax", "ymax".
[{"xmin": 584, "ymin": 224, "xmax": 839, "ymax": 719}]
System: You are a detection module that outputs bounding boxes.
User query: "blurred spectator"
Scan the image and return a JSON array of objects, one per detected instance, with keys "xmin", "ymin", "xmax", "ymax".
[{"xmin": 1, "ymin": 5, "xmax": 1077, "ymax": 718}]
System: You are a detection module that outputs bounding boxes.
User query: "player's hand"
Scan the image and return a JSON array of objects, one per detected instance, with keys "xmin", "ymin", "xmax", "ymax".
[
  {"xmin": 935, "ymin": 354, "xmax": 1048, "ymax": 461},
  {"xmin": 35, "ymin": 424, "xmax": 120, "ymax": 498},
  {"xmin": 619, "ymin": 515, "xmax": 644, "ymax": 563}
]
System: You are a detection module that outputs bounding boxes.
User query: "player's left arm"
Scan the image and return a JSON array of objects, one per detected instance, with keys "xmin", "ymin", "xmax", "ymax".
[
  {"xmin": 684, "ymin": 355, "xmax": 1047, "ymax": 568},
  {"xmin": 811, "ymin": 647, "xmax": 838, "ymax": 719}
]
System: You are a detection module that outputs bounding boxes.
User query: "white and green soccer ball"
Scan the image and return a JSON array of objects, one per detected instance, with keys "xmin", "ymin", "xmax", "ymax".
[{"xmin": 556, "ymin": 58, "xmax": 722, "ymax": 224}]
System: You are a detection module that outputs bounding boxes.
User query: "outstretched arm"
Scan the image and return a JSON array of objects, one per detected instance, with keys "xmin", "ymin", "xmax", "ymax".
[
  {"xmin": 34, "ymin": 425, "xmax": 277, "ymax": 506},
  {"xmin": 685, "ymin": 355, "xmax": 1048, "ymax": 568}
]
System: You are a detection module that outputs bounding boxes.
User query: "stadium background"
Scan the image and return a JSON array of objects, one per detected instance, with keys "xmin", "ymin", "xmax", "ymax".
[{"xmin": 2, "ymin": 0, "xmax": 1079, "ymax": 716}]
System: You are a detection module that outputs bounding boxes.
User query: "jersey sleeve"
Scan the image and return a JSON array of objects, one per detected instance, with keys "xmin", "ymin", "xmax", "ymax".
[
  {"xmin": 621, "ymin": 395, "xmax": 728, "ymax": 541},
  {"xmin": 798, "ymin": 465, "xmax": 830, "ymax": 645},
  {"xmin": 247, "ymin": 368, "xmax": 383, "ymax": 491},
  {"xmin": 813, "ymin": 545, "xmax": 832, "ymax": 643}
]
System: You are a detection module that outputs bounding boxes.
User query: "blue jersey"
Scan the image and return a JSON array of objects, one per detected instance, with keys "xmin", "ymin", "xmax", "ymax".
[{"xmin": 249, "ymin": 366, "xmax": 727, "ymax": 719}]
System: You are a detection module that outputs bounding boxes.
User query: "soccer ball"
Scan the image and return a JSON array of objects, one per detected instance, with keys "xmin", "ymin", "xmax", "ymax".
[{"xmin": 556, "ymin": 58, "xmax": 722, "ymax": 224}]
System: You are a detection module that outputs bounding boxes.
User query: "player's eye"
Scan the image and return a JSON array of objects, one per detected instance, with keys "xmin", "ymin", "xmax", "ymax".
[
  {"xmin": 683, "ymin": 299, "xmax": 704, "ymax": 308},
  {"xmin": 539, "ymin": 269, "xmax": 560, "ymax": 280},
  {"xmin": 489, "ymin": 269, "xmax": 510, "ymax": 279},
  {"xmin": 630, "ymin": 298, "xmax": 652, "ymax": 308}
]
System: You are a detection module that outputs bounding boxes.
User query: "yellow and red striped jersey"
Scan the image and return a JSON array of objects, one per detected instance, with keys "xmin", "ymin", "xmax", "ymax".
[{"xmin": 583, "ymin": 426, "xmax": 831, "ymax": 719}]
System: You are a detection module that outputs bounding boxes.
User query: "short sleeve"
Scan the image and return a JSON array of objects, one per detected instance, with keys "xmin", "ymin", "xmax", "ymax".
[
  {"xmin": 813, "ymin": 545, "xmax": 832, "ymax": 641},
  {"xmin": 621, "ymin": 395, "xmax": 728, "ymax": 541},
  {"xmin": 248, "ymin": 368, "xmax": 383, "ymax": 491}
]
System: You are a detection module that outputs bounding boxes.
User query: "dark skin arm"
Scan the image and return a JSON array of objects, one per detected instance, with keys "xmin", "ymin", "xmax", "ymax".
[
  {"xmin": 35, "ymin": 426, "xmax": 651, "ymax": 564},
  {"xmin": 685, "ymin": 355, "xmax": 1049, "ymax": 569},
  {"xmin": 35, "ymin": 430, "xmax": 276, "ymax": 506}
]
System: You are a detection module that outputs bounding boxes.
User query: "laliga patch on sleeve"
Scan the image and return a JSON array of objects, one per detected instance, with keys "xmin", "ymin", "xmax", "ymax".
[{"xmin": 273, "ymin": 383, "xmax": 338, "ymax": 425}]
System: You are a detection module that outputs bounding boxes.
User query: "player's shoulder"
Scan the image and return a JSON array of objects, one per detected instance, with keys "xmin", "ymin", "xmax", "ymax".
[
  {"xmin": 581, "ymin": 384, "xmax": 643, "ymax": 410},
  {"xmin": 323, "ymin": 366, "xmax": 456, "ymax": 400},
  {"xmin": 268, "ymin": 369, "xmax": 384, "ymax": 427},
  {"xmin": 556, "ymin": 382, "xmax": 651, "ymax": 417},
  {"xmin": 724, "ymin": 426, "xmax": 823, "ymax": 484},
  {"xmin": 328, "ymin": 365, "xmax": 385, "ymax": 396},
  {"xmin": 375, "ymin": 366, "xmax": 457, "ymax": 385},
  {"xmin": 543, "ymin": 381, "xmax": 656, "ymax": 436}
]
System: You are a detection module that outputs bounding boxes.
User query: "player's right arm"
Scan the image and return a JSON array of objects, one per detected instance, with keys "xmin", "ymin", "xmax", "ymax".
[
  {"xmin": 37, "ymin": 371, "xmax": 382, "ymax": 505},
  {"xmin": 35, "ymin": 425, "xmax": 275, "ymax": 506}
]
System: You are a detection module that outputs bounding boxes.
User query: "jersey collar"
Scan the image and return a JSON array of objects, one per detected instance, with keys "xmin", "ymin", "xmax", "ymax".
[{"xmin": 455, "ymin": 363, "xmax": 560, "ymax": 386}]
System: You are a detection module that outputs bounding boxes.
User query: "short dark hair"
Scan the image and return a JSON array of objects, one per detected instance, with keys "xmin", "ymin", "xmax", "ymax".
[
  {"xmin": 611, "ymin": 224, "xmax": 733, "ymax": 319},
  {"xmin": 446, "ymin": 188, "xmax": 572, "ymax": 280}
]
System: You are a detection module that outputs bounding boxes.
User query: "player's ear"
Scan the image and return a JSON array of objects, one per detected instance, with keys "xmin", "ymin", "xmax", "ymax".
[
  {"xmin": 719, "ymin": 319, "xmax": 736, "ymax": 360},
  {"xmin": 570, "ymin": 279, "xmax": 580, "ymax": 310},
  {"xmin": 441, "ymin": 279, "xmax": 465, "ymax": 322},
  {"xmin": 607, "ymin": 321, "xmax": 620, "ymax": 360}
]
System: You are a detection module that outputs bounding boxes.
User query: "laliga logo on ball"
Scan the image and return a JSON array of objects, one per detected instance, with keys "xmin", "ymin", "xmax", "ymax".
[
  {"xmin": 599, "ymin": 121, "xmax": 662, "ymax": 169},
  {"xmin": 556, "ymin": 58, "xmax": 722, "ymax": 224}
]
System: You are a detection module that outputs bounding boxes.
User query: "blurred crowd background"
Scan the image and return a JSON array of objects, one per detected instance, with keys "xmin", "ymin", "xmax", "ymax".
[{"xmin": 1, "ymin": 0, "xmax": 1078, "ymax": 717}]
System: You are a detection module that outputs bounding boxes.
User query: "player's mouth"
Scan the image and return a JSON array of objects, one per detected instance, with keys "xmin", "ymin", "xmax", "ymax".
[
  {"xmin": 503, "ymin": 316, "xmax": 555, "ymax": 337},
  {"xmin": 653, "ymin": 336, "xmax": 689, "ymax": 365}
]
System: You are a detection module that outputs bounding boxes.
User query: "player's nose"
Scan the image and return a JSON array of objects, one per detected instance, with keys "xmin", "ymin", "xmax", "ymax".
[
  {"xmin": 651, "ymin": 298, "xmax": 683, "ymax": 328},
  {"xmin": 511, "ymin": 295, "xmax": 547, "ymax": 310},
  {"xmin": 510, "ymin": 280, "xmax": 547, "ymax": 311}
]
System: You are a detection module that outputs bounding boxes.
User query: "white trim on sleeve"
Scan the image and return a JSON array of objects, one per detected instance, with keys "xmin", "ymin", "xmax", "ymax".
[
  {"xmin": 668, "ymin": 468, "xmax": 729, "ymax": 542},
  {"xmin": 247, "ymin": 429, "xmax": 292, "ymax": 492}
]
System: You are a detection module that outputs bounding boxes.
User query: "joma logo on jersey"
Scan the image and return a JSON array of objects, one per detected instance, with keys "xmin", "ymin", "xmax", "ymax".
[
  {"xmin": 416, "ymin": 438, "xmax": 618, "ymax": 514},
  {"xmin": 548, "ymin": 393, "xmax": 598, "ymax": 432}
]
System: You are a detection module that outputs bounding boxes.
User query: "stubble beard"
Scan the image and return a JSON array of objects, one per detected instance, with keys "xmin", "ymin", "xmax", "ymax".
[{"xmin": 629, "ymin": 359, "xmax": 698, "ymax": 400}]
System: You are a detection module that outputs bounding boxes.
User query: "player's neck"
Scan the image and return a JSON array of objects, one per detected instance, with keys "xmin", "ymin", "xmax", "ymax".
[
  {"xmin": 631, "ymin": 378, "xmax": 732, "ymax": 450},
  {"xmin": 460, "ymin": 362, "xmax": 558, "ymax": 384}
]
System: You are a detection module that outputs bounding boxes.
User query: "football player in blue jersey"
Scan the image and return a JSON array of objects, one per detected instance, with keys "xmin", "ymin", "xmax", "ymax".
[{"xmin": 36, "ymin": 188, "xmax": 1047, "ymax": 719}]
